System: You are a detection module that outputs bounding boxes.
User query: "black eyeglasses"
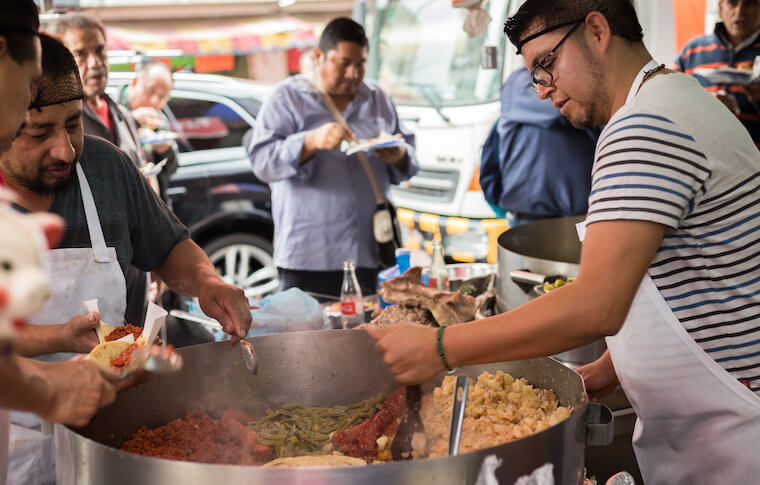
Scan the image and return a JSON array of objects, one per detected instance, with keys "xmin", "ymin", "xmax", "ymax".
[{"xmin": 531, "ymin": 21, "xmax": 583, "ymax": 92}]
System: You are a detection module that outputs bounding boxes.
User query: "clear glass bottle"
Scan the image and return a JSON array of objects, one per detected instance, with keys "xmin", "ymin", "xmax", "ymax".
[
  {"xmin": 340, "ymin": 260, "xmax": 364, "ymax": 329},
  {"xmin": 429, "ymin": 240, "xmax": 449, "ymax": 290}
]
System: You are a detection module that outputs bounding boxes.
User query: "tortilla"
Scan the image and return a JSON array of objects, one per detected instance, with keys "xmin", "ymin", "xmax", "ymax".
[
  {"xmin": 88, "ymin": 340, "xmax": 132, "ymax": 368},
  {"xmin": 100, "ymin": 321, "xmax": 118, "ymax": 341},
  {"xmin": 262, "ymin": 455, "xmax": 367, "ymax": 468}
]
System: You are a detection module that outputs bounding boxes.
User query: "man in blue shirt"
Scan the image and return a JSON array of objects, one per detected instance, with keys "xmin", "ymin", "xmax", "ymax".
[
  {"xmin": 480, "ymin": 67, "xmax": 598, "ymax": 227},
  {"xmin": 674, "ymin": 0, "xmax": 760, "ymax": 148},
  {"xmin": 248, "ymin": 18, "xmax": 417, "ymax": 296}
]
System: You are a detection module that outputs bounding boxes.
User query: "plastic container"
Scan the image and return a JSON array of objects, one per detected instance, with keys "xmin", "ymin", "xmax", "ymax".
[{"xmin": 377, "ymin": 265, "xmax": 400, "ymax": 309}]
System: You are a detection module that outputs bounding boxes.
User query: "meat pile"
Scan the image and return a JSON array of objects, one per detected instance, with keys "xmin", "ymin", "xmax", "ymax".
[
  {"xmin": 122, "ymin": 410, "xmax": 273, "ymax": 465},
  {"xmin": 105, "ymin": 324, "xmax": 143, "ymax": 341},
  {"xmin": 332, "ymin": 387, "xmax": 406, "ymax": 459},
  {"xmin": 369, "ymin": 267, "xmax": 477, "ymax": 328}
]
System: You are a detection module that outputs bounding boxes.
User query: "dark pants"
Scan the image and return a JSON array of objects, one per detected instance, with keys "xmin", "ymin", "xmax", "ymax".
[{"xmin": 277, "ymin": 267, "xmax": 379, "ymax": 299}]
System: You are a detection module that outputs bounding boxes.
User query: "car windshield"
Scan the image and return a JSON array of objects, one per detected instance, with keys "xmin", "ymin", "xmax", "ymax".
[{"xmin": 366, "ymin": 0, "xmax": 510, "ymax": 107}]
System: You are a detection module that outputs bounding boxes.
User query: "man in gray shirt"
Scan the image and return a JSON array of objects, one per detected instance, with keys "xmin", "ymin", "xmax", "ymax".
[{"xmin": 249, "ymin": 18, "xmax": 417, "ymax": 296}]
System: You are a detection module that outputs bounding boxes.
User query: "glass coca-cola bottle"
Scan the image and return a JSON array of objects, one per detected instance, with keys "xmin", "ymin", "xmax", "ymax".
[
  {"xmin": 340, "ymin": 260, "xmax": 364, "ymax": 329},
  {"xmin": 429, "ymin": 240, "xmax": 449, "ymax": 290}
]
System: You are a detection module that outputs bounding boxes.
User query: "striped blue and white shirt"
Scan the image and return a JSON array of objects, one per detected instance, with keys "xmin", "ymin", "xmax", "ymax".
[{"xmin": 587, "ymin": 72, "xmax": 760, "ymax": 394}]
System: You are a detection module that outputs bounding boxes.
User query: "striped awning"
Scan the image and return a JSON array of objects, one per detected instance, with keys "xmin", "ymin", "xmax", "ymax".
[{"xmin": 106, "ymin": 16, "xmax": 317, "ymax": 56}]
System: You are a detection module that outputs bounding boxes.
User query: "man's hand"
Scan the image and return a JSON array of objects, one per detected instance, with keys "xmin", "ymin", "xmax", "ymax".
[
  {"xmin": 743, "ymin": 80, "xmax": 760, "ymax": 104},
  {"xmin": 37, "ymin": 360, "xmax": 119, "ymax": 427},
  {"xmin": 366, "ymin": 323, "xmax": 444, "ymax": 385},
  {"xmin": 62, "ymin": 311, "xmax": 101, "ymax": 354},
  {"xmin": 575, "ymin": 350, "xmax": 619, "ymax": 402},
  {"xmin": 198, "ymin": 280, "xmax": 252, "ymax": 343},
  {"xmin": 374, "ymin": 134, "xmax": 407, "ymax": 167},
  {"xmin": 305, "ymin": 122, "xmax": 354, "ymax": 151},
  {"xmin": 132, "ymin": 106, "xmax": 164, "ymax": 130}
]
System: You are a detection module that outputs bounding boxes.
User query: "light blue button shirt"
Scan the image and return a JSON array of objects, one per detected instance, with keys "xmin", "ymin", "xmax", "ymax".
[{"xmin": 248, "ymin": 75, "xmax": 418, "ymax": 271}]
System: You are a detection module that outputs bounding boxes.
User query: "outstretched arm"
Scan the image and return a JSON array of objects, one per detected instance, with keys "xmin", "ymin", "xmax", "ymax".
[
  {"xmin": 369, "ymin": 220, "xmax": 665, "ymax": 384},
  {"xmin": 154, "ymin": 239, "xmax": 251, "ymax": 342}
]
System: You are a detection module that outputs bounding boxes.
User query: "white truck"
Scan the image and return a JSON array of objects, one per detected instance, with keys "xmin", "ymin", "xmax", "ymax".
[{"xmin": 360, "ymin": 0, "xmax": 704, "ymax": 264}]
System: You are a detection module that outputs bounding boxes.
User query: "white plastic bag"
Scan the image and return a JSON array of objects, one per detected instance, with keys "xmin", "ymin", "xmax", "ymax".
[{"xmin": 249, "ymin": 288, "xmax": 326, "ymax": 333}]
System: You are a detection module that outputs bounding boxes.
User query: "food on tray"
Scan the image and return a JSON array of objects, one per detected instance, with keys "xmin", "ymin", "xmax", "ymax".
[
  {"xmin": 138, "ymin": 128, "xmax": 179, "ymax": 145},
  {"xmin": 250, "ymin": 394, "xmax": 386, "ymax": 458},
  {"xmin": 342, "ymin": 131, "xmax": 403, "ymax": 155},
  {"xmin": 365, "ymin": 267, "xmax": 477, "ymax": 328},
  {"xmin": 420, "ymin": 372, "xmax": 572, "ymax": 457},
  {"xmin": 262, "ymin": 455, "xmax": 367, "ymax": 468}
]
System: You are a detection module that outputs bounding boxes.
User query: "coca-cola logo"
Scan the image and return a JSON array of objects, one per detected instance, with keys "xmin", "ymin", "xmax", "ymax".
[{"xmin": 340, "ymin": 301, "xmax": 356, "ymax": 315}]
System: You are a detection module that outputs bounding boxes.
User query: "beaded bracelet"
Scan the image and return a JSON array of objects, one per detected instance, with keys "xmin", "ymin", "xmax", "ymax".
[{"xmin": 436, "ymin": 325, "xmax": 452, "ymax": 371}]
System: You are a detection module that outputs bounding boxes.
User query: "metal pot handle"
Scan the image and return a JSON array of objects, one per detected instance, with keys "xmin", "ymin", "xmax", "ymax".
[
  {"xmin": 585, "ymin": 402, "xmax": 614, "ymax": 446},
  {"xmin": 509, "ymin": 270, "xmax": 547, "ymax": 286}
]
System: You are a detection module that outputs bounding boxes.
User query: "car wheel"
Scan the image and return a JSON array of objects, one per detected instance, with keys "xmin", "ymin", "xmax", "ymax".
[{"xmin": 203, "ymin": 233, "xmax": 278, "ymax": 298}]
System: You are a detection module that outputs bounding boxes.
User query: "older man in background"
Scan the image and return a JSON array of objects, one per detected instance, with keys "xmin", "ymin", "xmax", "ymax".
[{"xmin": 116, "ymin": 61, "xmax": 180, "ymax": 203}]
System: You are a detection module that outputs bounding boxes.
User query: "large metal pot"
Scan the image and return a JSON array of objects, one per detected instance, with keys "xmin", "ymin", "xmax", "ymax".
[
  {"xmin": 56, "ymin": 330, "xmax": 612, "ymax": 485},
  {"xmin": 496, "ymin": 217, "xmax": 605, "ymax": 366}
]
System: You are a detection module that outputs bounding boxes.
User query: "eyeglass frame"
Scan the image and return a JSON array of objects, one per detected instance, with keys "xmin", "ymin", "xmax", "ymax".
[{"xmin": 530, "ymin": 20, "xmax": 584, "ymax": 92}]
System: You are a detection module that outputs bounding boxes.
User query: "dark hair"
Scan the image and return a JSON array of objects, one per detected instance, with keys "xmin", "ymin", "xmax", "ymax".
[
  {"xmin": 0, "ymin": 0, "xmax": 40, "ymax": 65},
  {"xmin": 318, "ymin": 17, "xmax": 368, "ymax": 53},
  {"xmin": 505, "ymin": 0, "xmax": 643, "ymax": 51},
  {"xmin": 49, "ymin": 12, "xmax": 107, "ymax": 41},
  {"xmin": 30, "ymin": 33, "xmax": 83, "ymax": 109}
]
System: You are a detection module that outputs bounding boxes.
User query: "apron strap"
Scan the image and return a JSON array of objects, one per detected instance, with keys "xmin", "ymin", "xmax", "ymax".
[
  {"xmin": 75, "ymin": 163, "xmax": 111, "ymax": 262},
  {"xmin": 307, "ymin": 76, "xmax": 388, "ymax": 207},
  {"xmin": 625, "ymin": 59, "xmax": 662, "ymax": 105}
]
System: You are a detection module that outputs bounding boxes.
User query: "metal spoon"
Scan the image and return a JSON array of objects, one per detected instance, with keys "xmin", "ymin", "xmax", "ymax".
[
  {"xmin": 168, "ymin": 309, "xmax": 257, "ymax": 374},
  {"xmin": 448, "ymin": 375, "xmax": 469, "ymax": 456},
  {"xmin": 239, "ymin": 339, "xmax": 258, "ymax": 374}
]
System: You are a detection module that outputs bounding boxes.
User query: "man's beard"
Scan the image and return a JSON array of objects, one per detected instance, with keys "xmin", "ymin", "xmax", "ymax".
[
  {"xmin": 566, "ymin": 46, "xmax": 611, "ymax": 129},
  {"xmin": 10, "ymin": 164, "xmax": 75, "ymax": 196}
]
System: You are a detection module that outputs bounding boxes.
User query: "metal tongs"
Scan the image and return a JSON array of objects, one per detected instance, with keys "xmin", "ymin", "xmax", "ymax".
[{"xmin": 448, "ymin": 375, "xmax": 469, "ymax": 456}]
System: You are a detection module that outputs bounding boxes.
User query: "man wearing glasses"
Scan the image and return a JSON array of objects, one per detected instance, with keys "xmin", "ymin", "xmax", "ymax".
[
  {"xmin": 675, "ymin": 0, "xmax": 760, "ymax": 149},
  {"xmin": 369, "ymin": 1, "xmax": 760, "ymax": 483}
]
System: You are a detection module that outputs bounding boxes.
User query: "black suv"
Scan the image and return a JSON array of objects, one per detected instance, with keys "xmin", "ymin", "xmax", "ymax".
[{"xmin": 107, "ymin": 72, "xmax": 278, "ymax": 298}]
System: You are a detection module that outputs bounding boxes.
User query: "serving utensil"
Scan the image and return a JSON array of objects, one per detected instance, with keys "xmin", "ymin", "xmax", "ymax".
[
  {"xmin": 390, "ymin": 384, "xmax": 425, "ymax": 460},
  {"xmin": 168, "ymin": 309, "xmax": 257, "ymax": 374},
  {"xmin": 448, "ymin": 375, "xmax": 469, "ymax": 456}
]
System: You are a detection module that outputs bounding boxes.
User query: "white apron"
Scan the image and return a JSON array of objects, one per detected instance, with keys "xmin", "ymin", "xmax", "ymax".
[
  {"xmin": 579, "ymin": 61, "xmax": 760, "ymax": 484},
  {"xmin": 7, "ymin": 164, "xmax": 127, "ymax": 485}
]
